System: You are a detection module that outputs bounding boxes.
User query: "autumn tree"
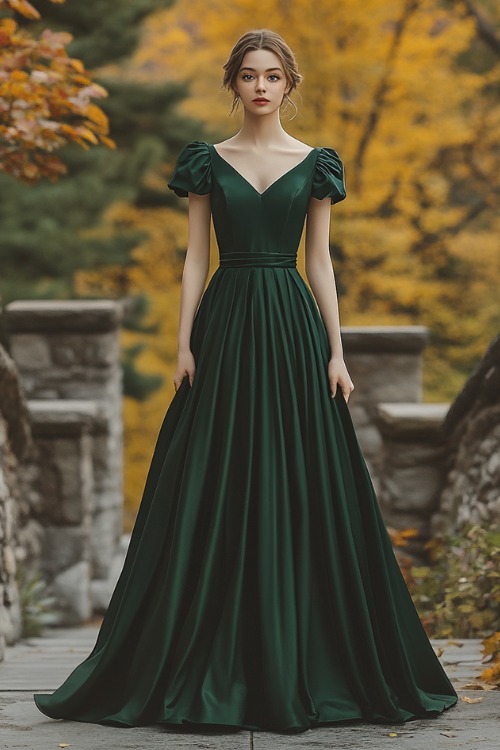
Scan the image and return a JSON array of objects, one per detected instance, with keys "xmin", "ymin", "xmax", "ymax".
[{"xmin": 0, "ymin": 0, "xmax": 114, "ymax": 182}]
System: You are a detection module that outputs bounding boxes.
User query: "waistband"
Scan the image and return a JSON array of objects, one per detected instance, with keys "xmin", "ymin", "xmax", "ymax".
[{"xmin": 218, "ymin": 252, "xmax": 296, "ymax": 268}]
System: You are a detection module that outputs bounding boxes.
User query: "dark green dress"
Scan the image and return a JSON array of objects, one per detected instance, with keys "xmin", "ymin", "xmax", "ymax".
[{"xmin": 33, "ymin": 141, "xmax": 458, "ymax": 733}]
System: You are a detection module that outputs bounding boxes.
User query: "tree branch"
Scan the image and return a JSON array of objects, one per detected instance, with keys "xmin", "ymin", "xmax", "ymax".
[
  {"xmin": 352, "ymin": 0, "xmax": 421, "ymax": 191},
  {"xmin": 459, "ymin": 0, "xmax": 500, "ymax": 56}
]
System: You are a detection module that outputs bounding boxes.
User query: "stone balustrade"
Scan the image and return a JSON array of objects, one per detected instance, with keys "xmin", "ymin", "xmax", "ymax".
[
  {"xmin": 341, "ymin": 326, "xmax": 429, "ymax": 491},
  {"xmin": 3, "ymin": 300, "xmax": 125, "ymax": 623},
  {"xmin": 27, "ymin": 400, "xmax": 99, "ymax": 624},
  {"xmin": 374, "ymin": 402, "xmax": 450, "ymax": 556}
]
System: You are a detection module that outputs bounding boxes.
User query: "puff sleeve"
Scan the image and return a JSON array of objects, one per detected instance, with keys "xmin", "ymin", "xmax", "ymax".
[
  {"xmin": 167, "ymin": 140, "xmax": 211, "ymax": 197},
  {"xmin": 310, "ymin": 147, "xmax": 346, "ymax": 204}
]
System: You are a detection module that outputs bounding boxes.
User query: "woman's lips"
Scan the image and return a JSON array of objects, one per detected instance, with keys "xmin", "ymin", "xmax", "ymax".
[{"xmin": 253, "ymin": 99, "xmax": 270, "ymax": 105}]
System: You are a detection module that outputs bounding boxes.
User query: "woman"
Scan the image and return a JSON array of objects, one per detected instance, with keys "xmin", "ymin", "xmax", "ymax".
[{"xmin": 34, "ymin": 28, "xmax": 458, "ymax": 733}]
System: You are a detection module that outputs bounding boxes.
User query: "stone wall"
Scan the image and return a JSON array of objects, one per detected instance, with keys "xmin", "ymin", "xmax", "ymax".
[
  {"xmin": 0, "ymin": 344, "xmax": 43, "ymax": 660},
  {"xmin": 431, "ymin": 332, "xmax": 500, "ymax": 535}
]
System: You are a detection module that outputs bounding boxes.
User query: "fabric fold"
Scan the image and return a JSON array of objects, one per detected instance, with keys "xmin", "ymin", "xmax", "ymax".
[{"xmin": 310, "ymin": 147, "xmax": 347, "ymax": 204}]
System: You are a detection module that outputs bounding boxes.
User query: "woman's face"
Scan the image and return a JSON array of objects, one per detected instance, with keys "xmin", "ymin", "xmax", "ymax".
[{"xmin": 233, "ymin": 48, "xmax": 289, "ymax": 115}]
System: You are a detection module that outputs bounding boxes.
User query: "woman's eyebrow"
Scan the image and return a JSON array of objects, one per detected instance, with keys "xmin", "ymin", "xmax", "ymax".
[{"xmin": 239, "ymin": 67, "xmax": 282, "ymax": 72}]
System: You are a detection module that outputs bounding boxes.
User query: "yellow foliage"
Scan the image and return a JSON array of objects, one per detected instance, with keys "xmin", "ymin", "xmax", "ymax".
[{"xmin": 481, "ymin": 632, "xmax": 500, "ymax": 688}]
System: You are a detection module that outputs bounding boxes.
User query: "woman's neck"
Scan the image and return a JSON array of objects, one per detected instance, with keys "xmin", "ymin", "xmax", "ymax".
[{"xmin": 233, "ymin": 114, "xmax": 290, "ymax": 148}]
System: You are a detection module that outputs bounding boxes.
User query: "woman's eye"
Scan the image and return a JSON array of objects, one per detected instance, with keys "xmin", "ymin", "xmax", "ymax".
[{"xmin": 241, "ymin": 74, "xmax": 281, "ymax": 81}]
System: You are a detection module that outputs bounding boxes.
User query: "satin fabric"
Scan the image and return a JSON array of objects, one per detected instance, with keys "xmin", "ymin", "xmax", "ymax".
[{"xmin": 33, "ymin": 141, "xmax": 458, "ymax": 733}]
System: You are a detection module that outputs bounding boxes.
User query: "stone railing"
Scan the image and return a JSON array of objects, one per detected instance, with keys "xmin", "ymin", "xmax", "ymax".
[
  {"xmin": 374, "ymin": 403, "xmax": 450, "ymax": 556},
  {"xmin": 3, "ymin": 300, "xmax": 125, "ymax": 624},
  {"xmin": 342, "ymin": 326, "xmax": 453, "ymax": 557},
  {"xmin": 342, "ymin": 326, "xmax": 429, "ymax": 486},
  {"xmin": 27, "ymin": 400, "xmax": 97, "ymax": 624}
]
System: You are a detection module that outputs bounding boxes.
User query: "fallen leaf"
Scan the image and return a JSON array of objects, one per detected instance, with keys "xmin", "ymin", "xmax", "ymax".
[
  {"xmin": 461, "ymin": 682, "xmax": 487, "ymax": 690},
  {"xmin": 446, "ymin": 640, "xmax": 464, "ymax": 647},
  {"xmin": 440, "ymin": 730, "xmax": 457, "ymax": 737},
  {"xmin": 434, "ymin": 646, "xmax": 444, "ymax": 657},
  {"xmin": 58, "ymin": 745, "xmax": 71, "ymax": 748},
  {"xmin": 388, "ymin": 732, "xmax": 398, "ymax": 737},
  {"xmin": 461, "ymin": 696, "xmax": 483, "ymax": 703}
]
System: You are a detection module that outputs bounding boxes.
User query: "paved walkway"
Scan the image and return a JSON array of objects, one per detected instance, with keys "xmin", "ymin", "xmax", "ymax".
[{"xmin": 0, "ymin": 624, "xmax": 498, "ymax": 749}]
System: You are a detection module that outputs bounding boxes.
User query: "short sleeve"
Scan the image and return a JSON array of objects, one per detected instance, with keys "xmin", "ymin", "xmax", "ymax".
[
  {"xmin": 310, "ymin": 147, "xmax": 346, "ymax": 204},
  {"xmin": 167, "ymin": 140, "xmax": 211, "ymax": 197}
]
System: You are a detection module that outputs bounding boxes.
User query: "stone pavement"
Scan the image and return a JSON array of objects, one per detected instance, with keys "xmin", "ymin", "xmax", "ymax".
[{"xmin": 0, "ymin": 624, "xmax": 498, "ymax": 749}]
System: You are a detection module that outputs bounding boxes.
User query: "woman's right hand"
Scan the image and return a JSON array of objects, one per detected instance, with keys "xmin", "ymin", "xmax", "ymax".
[{"xmin": 173, "ymin": 349, "xmax": 196, "ymax": 392}]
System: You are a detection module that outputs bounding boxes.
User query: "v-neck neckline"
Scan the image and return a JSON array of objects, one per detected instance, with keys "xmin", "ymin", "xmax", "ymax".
[{"xmin": 207, "ymin": 142, "xmax": 319, "ymax": 197}]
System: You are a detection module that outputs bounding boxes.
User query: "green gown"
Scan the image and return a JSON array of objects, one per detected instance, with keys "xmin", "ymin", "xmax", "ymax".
[{"xmin": 33, "ymin": 141, "xmax": 458, "ymax": 733}]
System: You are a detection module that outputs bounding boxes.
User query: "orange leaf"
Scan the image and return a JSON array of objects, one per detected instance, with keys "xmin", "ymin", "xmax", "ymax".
[
  {"xmin": 70, "ymin": 59, "xmax": 85, "ymax": 74},
  {"xmin": 77, "ymin": 127, "xmax": 99, "ymax": 144},
  {"xmin": 7, "ymin": 0, "xmax": 41, "ymax": 20},
  {"xmin": 84, "ymin": 103, "xmax": 109, "ymax": 128},
  {"xmin": 0, "ymin": 18, "xmax": 17, "ymax": 35},
  {"xmin": 100, "ymin": 135, "xmax": 116, "ymax": 149},
  {"xmin": 10, "ymin": 70, "xmax": 29, "ymax": 82}
]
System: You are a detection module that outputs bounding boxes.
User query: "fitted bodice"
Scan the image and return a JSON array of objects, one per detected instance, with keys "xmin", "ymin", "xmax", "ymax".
[{"xmin": 167, "ymin": 140, "xmax": 346, "ymax": 268}]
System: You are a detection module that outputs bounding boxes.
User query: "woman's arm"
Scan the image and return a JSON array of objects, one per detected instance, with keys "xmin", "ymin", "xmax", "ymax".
[
  {"xmin": 174, "ymin": 192, "xmax": 211, "ymax": 391},
  {"xmin": 305, "ymin": 196, "xmax": 354, "ymax": 402}
]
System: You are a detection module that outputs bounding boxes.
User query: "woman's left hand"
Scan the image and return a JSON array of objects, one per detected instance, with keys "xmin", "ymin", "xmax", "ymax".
[{"xmin": 328, "ymin": 356, "xmax": 354, "ymax": 403}]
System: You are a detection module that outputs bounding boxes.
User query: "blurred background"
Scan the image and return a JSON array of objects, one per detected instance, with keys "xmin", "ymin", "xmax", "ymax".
[{"xmin": 1, "ymin": 0, "xmax": 499, "ymax": 528}]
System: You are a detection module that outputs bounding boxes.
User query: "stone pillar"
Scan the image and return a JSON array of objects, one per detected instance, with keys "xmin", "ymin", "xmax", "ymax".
[
  {"xmin": 4, "ymin": 300, "xmax": 125, "ymax": 598},
  {"xmin": 28, "ymin": 401, "xmax": 98, "ymax": 624},
  {"xmin": 374, "ymin": 402, "xmax": 450, "ymax": 557},
  {"xmin": 341, "ymin": 326, "xmax": 429, "ymax": 490}
]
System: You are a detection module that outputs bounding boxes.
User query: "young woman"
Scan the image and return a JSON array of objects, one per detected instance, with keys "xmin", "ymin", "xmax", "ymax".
[{"xmin": 34, "ymin": 28, "xmax": 458, "ymax": 734}]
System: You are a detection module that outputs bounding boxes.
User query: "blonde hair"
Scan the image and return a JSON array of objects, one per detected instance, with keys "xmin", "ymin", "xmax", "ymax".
[{"xmin": 222, "ymin": 29, "xmax": 303, "ymax": 119}]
